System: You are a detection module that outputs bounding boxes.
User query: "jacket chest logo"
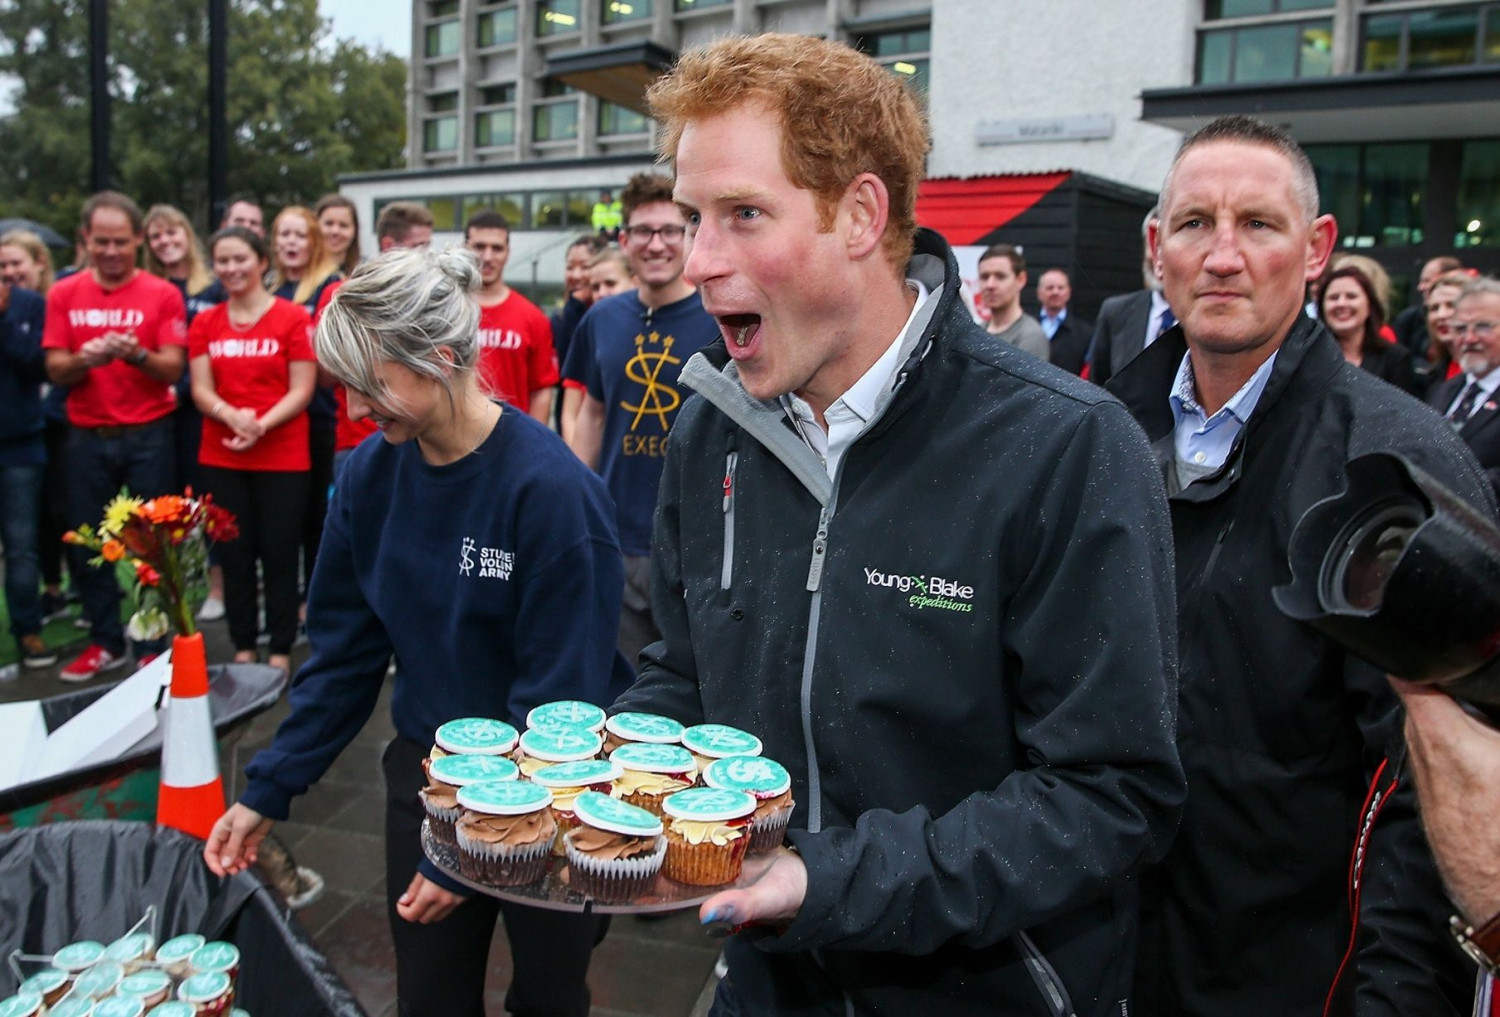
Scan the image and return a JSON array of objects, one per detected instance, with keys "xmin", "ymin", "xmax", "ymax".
[
  {"xmin": 863, "ymin": 566, "xmax": 976, "ymax": 613},
  {"xmin": 460, "ymin": 536, "xmax": 514, "ymax": 580}
]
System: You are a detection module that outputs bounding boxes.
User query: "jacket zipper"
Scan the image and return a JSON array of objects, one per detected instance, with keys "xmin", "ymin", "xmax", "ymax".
[
  {"xmin": 721, "ymin": 448, "xmax": 738, "ymax": 591},
  {"xmin": 1015, "ymin": 931, "xmax": 1077, "ymax": 1017}
]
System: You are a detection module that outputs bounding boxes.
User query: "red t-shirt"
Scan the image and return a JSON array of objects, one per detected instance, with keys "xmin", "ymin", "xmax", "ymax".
[
  {"xmin": 42, "ymin": 270, "xmax": 188, "ymax": 427},
  {"xmin": 476, "ymin": 292, "xmax": 559, "ymax": 411},
  {"xmin": 188, "ymin": 298, "xmax": 316, "ymax": 472}
]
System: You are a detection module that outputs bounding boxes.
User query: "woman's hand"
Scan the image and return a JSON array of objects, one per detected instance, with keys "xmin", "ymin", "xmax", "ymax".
[
  {"xmin": 396, "ymin": 872, "xmax": 466, "ymax": 924},
  {"xmin": 203, "ymin": 804, "xmax": 274, "ymax": 876},
  {"xmin": 222, "ymin": 406, "xmax": 266, "ymax": 449}
]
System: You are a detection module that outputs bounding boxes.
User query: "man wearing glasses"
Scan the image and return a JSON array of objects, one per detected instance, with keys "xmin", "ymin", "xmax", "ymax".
[
  {"xmin": 1431, "ymin": 277, "xmax": 1500, "ymax": 500},
  {"xmin": 565, "ymin": 171, "xmax": 718, "ymax": 668}
]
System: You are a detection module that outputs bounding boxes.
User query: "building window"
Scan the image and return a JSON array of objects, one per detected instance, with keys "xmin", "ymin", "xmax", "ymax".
[
  {"xmin": 428, "ymin": 92, "xmax": 458, "ymax": 113},
  {"xmin": 476, "ymin": 109, "xmax": 516, "ymax": 147},
  {"xmin": 425, "ymin": 19, "xmax": 460, "ymax": 58},
  {"xmin": 537, "ymin": 0, "xmax": 580, "ymax": 35},
  {"xmin": 533, "ymin": 100, "xmax": 579, "ymax": 142},
  {"xmin": 852, "ymin": 26, "xmax": 931, "ymax": 97},
  {"xmin": 1197, "ymin": 18, "xmax": 1332, "ymax": 83},
  {"xmin": 603, "ymin": 0, "xmax": 652, "ymax": 24},
  {"xmin": 478, "ymin": 6, "xmax": 518, "ymax": 47},
  {"xmin": 1457, "ymin": 140, "xmax": 1500, "ymax": 248},
  {"xmin": 480, "ymin": 83, "xmax": 517, "ymax": 105},
  {"xmin": 674, "ymin": 0, "xmax": 730, "ymax": 9},
  {"xmin": 462, "ymin": 193, "xmax": 527, "ymax": 229},
  {"xmin": 1205, "ymin": 0, "xmax": 1330, "ymax": 18},
  {"xmin": 428, "ymin": 0, "xmax": 458, "ymax": 15},
  {"xmin": 1362, "ymin": 6, "xmax": 1496, "ymax": 72},
  {"xmin": 533, "ymin": 191, "xmax": 567, "ymax": 227},
  {"xmin": 539, "ymin": 78, "xmax": 576, "ymax": 98},
  {"xmin": 599, "ymin": 101, "xmax": 649, "ymax": 135},
  {"xmin": 1306, "ymin": 142, "xmax": 1428, "ymax": 247},
  {"xmin": 423, "ymin": 116, "xmax": 458, "ymax": 153}
]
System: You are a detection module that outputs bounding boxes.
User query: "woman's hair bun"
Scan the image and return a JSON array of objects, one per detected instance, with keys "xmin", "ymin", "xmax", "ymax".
[{"xmin": 434, "ymin": 246, "xmax": 482, "ymax": 293}]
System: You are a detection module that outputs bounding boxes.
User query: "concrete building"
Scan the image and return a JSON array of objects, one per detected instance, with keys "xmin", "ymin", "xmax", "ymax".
[{"xmin": 339, "ymin": 0, "xmax": 1497, "ymax": 309}]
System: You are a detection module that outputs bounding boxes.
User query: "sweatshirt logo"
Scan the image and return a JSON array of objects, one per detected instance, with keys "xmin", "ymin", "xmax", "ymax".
[
  {"xmin": 863, "ymin": 566, "xmax": 975, "ymax": 613},
  {"xmin": 69, "ymin": 308, "xmax": 144, "ymax": 329},
  {"xmin": 460, "ymin": 536, "xmax": 514, "ymax": 580}
]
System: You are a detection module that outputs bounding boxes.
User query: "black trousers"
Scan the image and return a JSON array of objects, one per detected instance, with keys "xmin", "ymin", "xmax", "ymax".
[
  {"xmin": 199, "ymin": 466, "xmax": 308, "ymax": 654},
  {"xmin": 301, "ymin": 423, "xmax": 335, "ymax": 596},
  {"xmin": 382, "ymin": 736, "xmax": 608, "ymax": 1017}
]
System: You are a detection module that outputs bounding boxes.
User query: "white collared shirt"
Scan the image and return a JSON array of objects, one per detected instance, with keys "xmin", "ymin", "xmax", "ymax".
[
  {"xmin": 784, "ymin": 280, "xmax": 933, "ymax": 480},
  {"xmin": 1445, "ymin": 365, "xmax": 1500, "ymax": 421},
  {"xmin": 1145, "ymin": 291, "xmax": 1173, "ymax": 350}
]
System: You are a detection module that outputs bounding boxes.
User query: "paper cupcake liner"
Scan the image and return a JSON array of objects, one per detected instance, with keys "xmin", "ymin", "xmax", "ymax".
[
  {"xmin": 621, "ymin": 790, "xmax": 673, "ymax": 817},
  {"xmin": 564, "ymin": 834, "xmax": 667, "ymax": 902},
  {"xmin": 455, "ymin": 830, "xmax": 553, "ymax": 887},
  {"xmin": 748, "ymin": 804, "xmax": 793, "ymax": 855},
  {"xmin": 663, "ymin": 831, "xmax": 750, "ymax": 886},
  {"xmin": 420, "ymin": 793, "xmax": 462, "ymax": 848}
]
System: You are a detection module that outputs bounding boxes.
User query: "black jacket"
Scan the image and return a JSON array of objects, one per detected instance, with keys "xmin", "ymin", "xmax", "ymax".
[
  {"xmin": 1110, "ymin": 317, "xmax": 1493, "ymax": 1016},
  {"xmin": 1358, "ymin": 338, "xmax": 1417, "ymax": 396},
  {"xmin": 1046, "ymin": 311, "xmax": 1093, "ymax": 376},
  {"xmin": 1087, "ymin": 289, "xmax": 1153, "ymax": 388},
  {"xmin": 0, "ymin": 286, "xmax": 46, "ymax": 452},
  {"xmin": 617, "ymin": 230, "xmax": 1186, "ymax": 1016},
  {"xmin": 1429, "ymin": 372, "xmax": 1500, "ymax": 502}
]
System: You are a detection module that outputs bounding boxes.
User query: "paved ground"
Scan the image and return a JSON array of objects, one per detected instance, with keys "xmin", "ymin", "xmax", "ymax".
[{"xmin": 2, "ymin": 611, "xmax": 722, "ymax": 1017}]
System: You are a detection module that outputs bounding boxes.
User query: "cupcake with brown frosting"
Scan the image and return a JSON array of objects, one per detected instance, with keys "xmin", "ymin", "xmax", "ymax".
[
  {"xmin": 421, "ymin": 753, "xmax": 520, "ymax": 848},
  {"xmin": 455, "ymin": 781, "xmax": 556, "ymax": 886},
  {"xmin": 564, "ymin": 791, "xmax": 667, "ymax": 902}
]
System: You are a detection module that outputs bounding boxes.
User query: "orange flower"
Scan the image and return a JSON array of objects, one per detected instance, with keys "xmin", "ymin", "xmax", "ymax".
[
  {"xmin": 142, "ymin": 495, "xmax": 190, "ymax": 525},
  {"xmin": 101, "ymin": 540, "xmax": 126, "ymax": 562},
  {"xmin": 62, "ymin": 530, "xmax": 84, "ymax": 545}
]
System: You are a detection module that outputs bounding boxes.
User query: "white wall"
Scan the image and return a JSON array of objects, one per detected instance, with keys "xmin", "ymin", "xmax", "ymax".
[{"xmin": 928, "ymin": 0, "xmax": 1195, "ymax": 194}]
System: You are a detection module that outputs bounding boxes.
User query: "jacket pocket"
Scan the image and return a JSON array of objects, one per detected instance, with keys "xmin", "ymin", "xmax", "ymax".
[{"xmin": 1014, "ymin": 931, "xmax": 1077, "ymax": 1017}]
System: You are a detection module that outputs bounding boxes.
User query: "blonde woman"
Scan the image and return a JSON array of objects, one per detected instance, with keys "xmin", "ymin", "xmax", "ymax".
[
  {"xmin": 0, "ymin": 230, "xmax": 56, "ymax": 295},
  {"xmin": 269, "ymin": 206, "xmax": 342, "ymax": 312}
]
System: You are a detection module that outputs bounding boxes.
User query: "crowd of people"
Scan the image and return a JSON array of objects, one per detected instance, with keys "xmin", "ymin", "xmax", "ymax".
[{"xmin": 6, "ymin": 28, "xmax": 1500, "ymax": 1017}]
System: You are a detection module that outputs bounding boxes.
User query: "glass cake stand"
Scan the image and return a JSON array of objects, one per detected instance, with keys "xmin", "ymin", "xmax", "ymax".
[{"xmin": 421, "ymin": 819, "xmax": 773, "ymax": 914}]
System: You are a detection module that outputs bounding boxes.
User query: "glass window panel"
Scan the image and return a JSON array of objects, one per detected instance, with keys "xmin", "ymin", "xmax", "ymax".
[
  {"xmin": 428, "ymin": 92, "xmax": 458, "ymax": 113},
  {"xmin": 599, "ymin": 101, "xmax": 650, "ymax": 135},
  {"xmin": 566, "ymin": 192, "xmax": 593, "ymax": 224},
  {"xmin": 462, "ymin": 194, "xmax": 526, "ymax": 230},
  {"xmin": 537, "ymin": 0, "xmax": 580, "ymax": 35},
  {"xmin": 1198, "ymin": 29, "xmax": 1234, "ymax": 84},
  {"xmin": 478, "ymin": 7, "xmax": 517, "ymax": 46},
  {"xmin": 480, "ymin": 83, "xmax": 516, "ymax": 105},
  {"xmin": 1300, "ymin": 21, "xmax": 1334, "ymax": 77},
  {"xmin": 889, "ymin": 58, "xmax": 930, "ymax": 97},
  {"xmin": 475, "ymin": 109, "xmax": 516, "ymax": 147},
  {"xmin": 603, "ymin": 0, "xmax": 652, "ymax": 24},
  {"xmin": 429, "ymin": 0, "xmax": 458, "ymax": 16},
  {"xmin": 533, "ymin": 191, "xmax": 567, "ymax": 228},
  {"xmin": 1362, "ymin": 143, "xmax": 1427, "ymax": 246},
  {"xmin": 1487, "ymin": 8, "xmax": 1500, "ymax": 62},
  {"xmin": 1362, "ymin": 14, "xmax": 1403, "ymax": 71},
  {"xmin": 1233, "ymin": 22, "xmax": 1299, "ymax": 82},
  {"xmin": 426, "ymin": 198, "xmax": 458, "ymax": 231},
  {"xmin": 1280, "ymin": 0, "xmax": 1333, "ymax": 11},
  {"xmin": 540, "ymin": 79, "xmax": 575, "ymax": 98},
  {"xmin": 1208, "ymin": 0, "xmax": 1273, "ymax": 18},
  {"xmin": 1306, "ymin": 144, "xmax": 1361, "ymax": 240},
  {"xmin": 533, "ymin": 100, "xmax": 579, "ymax": 141},
  {"xmin": 674, "ymin": 0, "xmax": 731, "ymax": 9},
  {"xmin": 425, "ymin": 20, "xmax": 460, "ymax": 57},
  {"xmin": 422, "ymin": 116, "xmax": 458, "ymax": 152},
  {"xmin": 1457, "ymin": 140, "xmax": 1500, "ymax": 248},
  {"xmin": 1407, "ymin": 9, "xmax": 1479, "ymax": 69}
]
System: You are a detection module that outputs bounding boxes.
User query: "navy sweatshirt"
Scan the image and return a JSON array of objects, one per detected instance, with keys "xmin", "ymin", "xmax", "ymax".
[
  {"xmin": 241, "ymin": 408, "xmax": 633, "ymax": 886},
  {"xmin": 0, "ymin": 287, "xmax": 47, "ymax": 466}
]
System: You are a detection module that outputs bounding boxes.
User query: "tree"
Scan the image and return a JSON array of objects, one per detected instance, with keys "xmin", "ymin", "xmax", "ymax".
[{"xmin": 0, "ymin": 0, "xmax": 407, "ymax": 236}]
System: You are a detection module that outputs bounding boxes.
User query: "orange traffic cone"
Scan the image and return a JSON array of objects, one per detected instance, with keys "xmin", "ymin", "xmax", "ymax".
[{"xmin": 157, "ymin": 632, "xmax": 225, "ymax": 839}]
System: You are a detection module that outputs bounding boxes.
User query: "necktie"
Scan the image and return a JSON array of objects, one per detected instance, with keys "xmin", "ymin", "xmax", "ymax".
[
  {"xmin": 1448, "ymin": 380, "xmax": 1485, "ymax": 425},
  {"xmin": 1157, "ymin": 307, "xmax": 1177, "ymax": 338}
]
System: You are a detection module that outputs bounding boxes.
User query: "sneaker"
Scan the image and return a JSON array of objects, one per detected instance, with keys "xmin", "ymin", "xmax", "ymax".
[
  {"xmin": 196, "ymin": 595, "xmax": 225, "ymax": 622},
  {"xmin": 59, "ymin": 644, "xmax": 127, "ymax": 683},
  {"xmin": 21, "ymin": 634, "xmax": 57, "ymax": 669},
  {"xmin": 40, "ymin": 592, "xmax": 70, "ymax": 624}
]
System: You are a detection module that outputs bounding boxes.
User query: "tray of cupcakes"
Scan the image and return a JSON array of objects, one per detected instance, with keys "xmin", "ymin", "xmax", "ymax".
[{"xmin": 418, "ymin": 702, "xmax": 794, "ymax": 913}]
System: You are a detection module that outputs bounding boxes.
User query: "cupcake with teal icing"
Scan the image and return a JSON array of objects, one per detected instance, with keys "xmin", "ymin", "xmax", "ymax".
[
  {"xmin": 92, "ymin": 997, "xmax": 146, "ymax": 1017},
  {"xmin": 525, "ymin": 700, "xmax": 606, "ymax": 734},
  {"xmin": 145, "ymin": 1003, "xmax": 195, "ymax": 1017},
  {"xmin": 515, "ymin": 726, "xmax": 602, "ymax": 777},
  {"xmin": 51, "ymin": 941, "xmax": 105, "ymax": 976},
  {"xmin": 177, "ymin": 970, "xmax": 233, "ymax": 1014},
  {"xmin": 430, "ymin": 717, "xmax": 520, "ymax": 761},
  {"xmin": 680, "ymin": 724, "xmax": 763, "ymax": 775},
  {"xmin": 608, "ymin": 743, "xmax": 698, "ymax": 817},
  {"xmin": 421, "ymin": 752, "xmax": 520, "ymax": 848},
  {"xmin": 153, "ymin": 935, "xmax": 205, "ymax": 980},
  {"xmin": 529, "ymin": 759, "xmax": 624, "ymax": 855},
  {"xmin": 71, "ymin": 960, "xmax": 124, "ymax": 1000},
  {"xmin": 104, "ymin": 931, "xmax": 155, "ymax": 973},
  {"xmin": 455, "ymin": 781, "xmax": 556, "ymax": 886},
  {"xmin": 117, "ymin": 969, "xmax": 175, "ymax": 1009},
  {"xmin": 16, "ymin": 969, "xmax": 68, "ymax": 1008},
  {"xmin": 602, "ymin": 712, "xmax": 684, "ymax": 754},
  {"xmin": 564, "ymin": 791, "xmax": 666, "ymax": 902},
  {"xmin": 48, "ymin": 998, "xmax": 98, "ymax": 1017},
  {"xmin": 703, "ymin": 755, "xmax": 795, "ymax": 854},
  {"xmin": 660, "ymin": 787, "xmax": 757, "ymax": 886},
  {"xmin": 0, "ymin": 992, "xmax": 43, "ymax": 1017}
]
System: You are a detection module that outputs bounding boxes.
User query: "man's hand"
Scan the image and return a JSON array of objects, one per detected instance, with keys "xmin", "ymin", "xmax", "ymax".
[
  {"xmin": 1392, "ymin": 677, "xmax": 1500, "ymax": 923},
  {"xmin": 396, "ymin": 872, "xmax": 466, "ymax": 924},
  {"xmin": 699, "ymin": 847, "xmax": 808, "ymax": 931},
  {"xmin": 203, "ymin": 804, "xmax": 274, "ymax": 877},
  {"xmin": 78, "ymin": 337, "xmax": 117, "ymax": 368}
]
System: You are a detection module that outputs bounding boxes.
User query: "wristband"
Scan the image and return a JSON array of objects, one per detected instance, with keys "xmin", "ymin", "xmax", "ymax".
[
  {"xmin": 1450, "ymin": 912, "xmax": 1500, "ymax": 975},
  {"xmin": 127, "ymin": 347, "xmax": 149, "ymax": 366}
]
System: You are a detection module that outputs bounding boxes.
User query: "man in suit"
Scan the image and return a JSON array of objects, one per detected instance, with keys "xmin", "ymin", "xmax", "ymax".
[
  {"xmin": 1036, "ymin": 268, "xmax": 1092, "ymax": 375},
  {"xmin": 1086, "ymin": 208, "xmax": 1175, "ymax": 388},
  {"xmin": 1429, "ymin": 277, "xmax": 1500, "ymax": 500}
]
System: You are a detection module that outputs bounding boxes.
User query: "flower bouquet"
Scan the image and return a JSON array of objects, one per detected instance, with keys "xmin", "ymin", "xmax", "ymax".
[{"xmin": 64, "ymin": 489, "xmax": 238, "ymax": 640}]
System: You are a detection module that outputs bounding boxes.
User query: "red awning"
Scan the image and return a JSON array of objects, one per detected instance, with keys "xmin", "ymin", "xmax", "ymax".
[{"xmin": 916, "ymin": 173, "xmax": 1073, "ymax": 245}]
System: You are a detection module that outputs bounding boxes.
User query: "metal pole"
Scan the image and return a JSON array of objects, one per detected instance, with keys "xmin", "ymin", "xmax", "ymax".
[
  {"xmin": 88, "ymin": 0, "xmax": 110, "ymax": 192},
  {"xmin": 208, "ymin": 0, "xmax": 228, "ymax": 225}
]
